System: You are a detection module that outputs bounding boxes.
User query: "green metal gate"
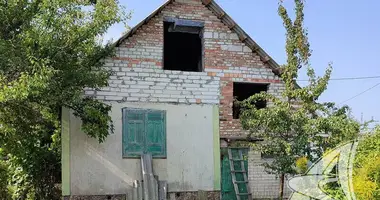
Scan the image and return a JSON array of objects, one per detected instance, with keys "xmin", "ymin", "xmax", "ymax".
[{"xmin": 221, "ymin": 148, "xmax": 249, "ymax": 200}]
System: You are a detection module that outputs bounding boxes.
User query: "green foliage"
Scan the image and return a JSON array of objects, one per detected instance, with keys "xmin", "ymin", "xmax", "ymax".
[
  {"xmin": 0, "ymin": 160, "xmax": 11, "ymax": 200},
  {"xmin": 240, "ymin": 0, "xmax": 360, "ymax": 197},
  {"xmin": 0, "ymin": 0, "xmax": 130, "ymax": 199},
  {"xmin": 323, "ymin": 127, "xmax": 380, "ymax": 200},
  {"xmin": 353, "ymin": 127, "xmax": 380, "ymax": 200},
  {"xmin": 295, "ymin": 156, "xmax": 308, "ymax": 174}
]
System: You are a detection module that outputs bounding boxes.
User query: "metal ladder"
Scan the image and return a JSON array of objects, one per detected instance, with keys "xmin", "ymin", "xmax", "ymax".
[{"xmin": 228, "ymin": 148, "xmax": 252, "ymax": 200}]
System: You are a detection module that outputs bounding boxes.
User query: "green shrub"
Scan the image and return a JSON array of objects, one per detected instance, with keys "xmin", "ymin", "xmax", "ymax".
[
  {"xmin": 7, "ymin": 148, "xmax": 61, "ymax": 200},
  {"xmin": 323, "ymin": 127, "xmax": 380, "ymax": 199},
  {"xmin": 353, "ymin": 129, "xmax": 380, "ymax": 200},
  {"xmin": 0, "ymin": 161, "xmax": 11, "ymax": 200}
]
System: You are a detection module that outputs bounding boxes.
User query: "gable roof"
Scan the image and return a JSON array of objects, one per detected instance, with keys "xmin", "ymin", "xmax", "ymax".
[{"xmin": 114, "ymin": 0, "xmax": 282, "ymax": 76}]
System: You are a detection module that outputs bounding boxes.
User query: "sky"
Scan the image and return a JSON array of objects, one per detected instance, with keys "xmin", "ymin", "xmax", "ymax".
[{"xmin": 105, "ymin": 0, "xmax": 380, "ymax": 123}]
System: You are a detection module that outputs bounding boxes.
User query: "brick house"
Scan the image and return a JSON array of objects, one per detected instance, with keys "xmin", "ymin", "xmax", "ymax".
[{"xmin": 61, "ymin": 0, "xmax": 292, "ymax": 199}]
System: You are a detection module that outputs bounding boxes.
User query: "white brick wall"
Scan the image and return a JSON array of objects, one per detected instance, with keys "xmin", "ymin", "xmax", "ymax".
[
  {"xmin": 87, "ymin": 61, "xmax": 221, "ymax": 104},
  {"xmin": 248, "ymin": 150, "xmax": 292, "ymax": 199},
  {"xmin": 88, "ymin": 53, "xmax": 285, "ymax": 105}
]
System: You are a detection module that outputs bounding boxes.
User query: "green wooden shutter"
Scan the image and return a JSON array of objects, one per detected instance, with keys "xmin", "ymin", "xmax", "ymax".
[
  {"xmin": 122, "ymin": 108, "xmax": 145, "ymax": 158},
  {"xmin": 145, "ymin": 110, "xmax": 166, "ymax": 158}
]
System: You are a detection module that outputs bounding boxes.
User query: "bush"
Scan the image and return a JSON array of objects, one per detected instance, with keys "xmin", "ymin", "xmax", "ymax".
[
  {"xmin": 323, "ymin": 127, "xmax": 380, "ymax": 199},
  {"xmin": 7, "ymin": 147, "xmax": 61, "ymax": 200},
  {"xmin": 353, "ymin": 129, "xmax": 380, "ymax": 200},
  {"xmin": 0, "ymin": 161, "xmax": 11, "ymax": 200}
]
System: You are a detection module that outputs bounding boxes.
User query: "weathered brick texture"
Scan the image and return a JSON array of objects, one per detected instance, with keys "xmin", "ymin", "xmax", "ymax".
[
  {"xmin": 91, "ymin": 62, "xmax": 220, "ymax": 104},
  {"xmin": 89, "ymin": 0, "xmax": 286, "ymax": 137},
  {"xmin": 248, "ymin": 150, "xmax": 293, "ymax": 199}
]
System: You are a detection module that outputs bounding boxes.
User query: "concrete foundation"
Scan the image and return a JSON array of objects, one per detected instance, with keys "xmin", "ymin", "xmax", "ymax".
[
  {"xmin": 62, "ymin": 191, "xmax": 220, "ymax": 200},
  {"xmin": 168, "ymin": 191, "xmax": 220, "ymax": 200},
  {"xmin": 62, "ymin": 194, "xmax": 125, "ymax": 200}
]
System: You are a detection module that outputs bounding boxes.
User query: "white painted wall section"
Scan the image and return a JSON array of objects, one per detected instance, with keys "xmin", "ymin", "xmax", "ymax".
[{"xmin": 69, "ymin": 102, "xmax": 215, "ymax": 195}]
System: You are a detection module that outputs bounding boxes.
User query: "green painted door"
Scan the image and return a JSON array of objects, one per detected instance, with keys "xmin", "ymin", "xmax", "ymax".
[{"xmin": 221, "ymin": 148, "xmax": 249, "ymax": 200}]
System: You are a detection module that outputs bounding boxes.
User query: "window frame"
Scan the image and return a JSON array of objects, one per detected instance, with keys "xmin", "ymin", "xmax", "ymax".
[
  {"xmin": 122, "ymin": 108, "xmax": 167, "ymax": 159},
  {"xmin": 232, "ymin": 82, "xmax": 269, "ymax": 119},
  {"xmin": 163, "ymin": 17, "xmax": 205, "ymax": 72}
]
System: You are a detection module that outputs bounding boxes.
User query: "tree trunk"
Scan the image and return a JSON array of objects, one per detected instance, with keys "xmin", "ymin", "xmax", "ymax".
[{"xmin": 279, "ymin": 174, "xmax": 285, "ymax": 200}]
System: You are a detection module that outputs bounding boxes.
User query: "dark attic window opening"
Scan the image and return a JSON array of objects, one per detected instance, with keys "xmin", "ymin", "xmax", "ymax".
[
  {"xmin": 233, "ymin": 82, "xmax": 268, "ymax": 119},
  {"xmin": 163, "ymin": 18, "xmax": 204, "ymax": 72}
]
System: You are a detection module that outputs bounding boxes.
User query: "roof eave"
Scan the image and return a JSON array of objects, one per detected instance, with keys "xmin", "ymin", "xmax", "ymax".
[
  {"xmin": 202, "ymin": 0, "xmax": 281, "ymax": 74},
  {"xmin": 113, "ymin": 0, "xmax": 174, "ymax": 47}
]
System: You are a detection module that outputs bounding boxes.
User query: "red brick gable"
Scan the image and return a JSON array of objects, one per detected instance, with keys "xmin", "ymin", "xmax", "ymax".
[
  {"xmin": 115, "ymin": 0, "xmax": 281, "ymax": 76},
  {"xmin": 109, "ymin": 0, "xmax": 286, "ymax": 137}
]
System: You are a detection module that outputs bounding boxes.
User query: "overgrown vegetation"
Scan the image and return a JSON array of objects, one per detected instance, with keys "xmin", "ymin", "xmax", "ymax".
[
  {"xmin": 0, "ymin": 0, "xmax": 129, "ymax": 199},
  {"xmin": 322, "ymin": 126, "xmax": 380, "ymax": 200},
  {"xmin": 353, "ymin": 127, "xmax": 380, "ymax": 199},
  {"xmin": 239, "ymin": 0, "xmax": 361, "ymax": 198}
]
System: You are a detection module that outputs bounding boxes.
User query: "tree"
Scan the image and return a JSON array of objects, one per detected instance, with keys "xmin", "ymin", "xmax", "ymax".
[
  {"xmin": 239, "ymin": 0, "xmax": 360, "ymax": 198},
  {"xmin": 0, "ymin": 0, "xmax": 129, "ymax": 199}
]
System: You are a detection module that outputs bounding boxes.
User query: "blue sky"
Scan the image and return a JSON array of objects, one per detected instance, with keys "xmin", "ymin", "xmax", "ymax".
[{"xmin": 105, "ymin": 0, "xmax": 380, "ymax": 123}]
